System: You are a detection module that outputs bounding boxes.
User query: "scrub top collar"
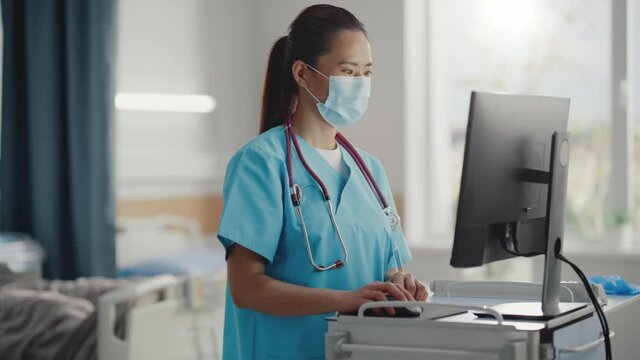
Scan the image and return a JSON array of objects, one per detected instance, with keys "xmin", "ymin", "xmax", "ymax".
[{"xmin": 292, "ymin": 132, "xmax": 357, "ymax": 216}]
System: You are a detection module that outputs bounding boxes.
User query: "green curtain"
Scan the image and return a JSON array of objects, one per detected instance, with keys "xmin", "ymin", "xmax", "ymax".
[{"xmin": 1, "ymin": 0, "xmax": 117, "ymax": 279}]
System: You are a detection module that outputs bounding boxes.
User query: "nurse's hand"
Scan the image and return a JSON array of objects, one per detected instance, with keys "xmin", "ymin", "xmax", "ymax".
[
  {"xmin": 387, "ymin": 271, "xmax": 429, "ymax": 301},
  {"xmin": 338, "ymin": 281, "xmax": 414, "ymax": 316}
]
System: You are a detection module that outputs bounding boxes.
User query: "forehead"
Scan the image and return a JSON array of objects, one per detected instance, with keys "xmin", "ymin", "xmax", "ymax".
[{"xmin": 318, "ymin": 30, "xmax": 372, "ymax": 66}]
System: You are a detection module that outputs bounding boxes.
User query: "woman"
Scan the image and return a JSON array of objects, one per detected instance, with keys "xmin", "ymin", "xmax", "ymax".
[{"xmin": 217, "ymin": 4, "xmax": 428, "ymax": 359}]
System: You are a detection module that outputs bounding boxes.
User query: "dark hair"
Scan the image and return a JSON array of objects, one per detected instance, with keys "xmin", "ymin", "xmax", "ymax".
[{"xmin": 259, "ymin": 4, "xmax": 367, "ymax": 133}]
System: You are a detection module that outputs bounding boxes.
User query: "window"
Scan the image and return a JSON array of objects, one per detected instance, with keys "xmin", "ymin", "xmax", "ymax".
[{"xmin": 406, "ymin": 0, "xmax": 637, "ymax": 246}]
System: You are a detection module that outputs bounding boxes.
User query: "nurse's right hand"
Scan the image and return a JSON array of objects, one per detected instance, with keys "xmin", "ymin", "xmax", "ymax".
[{"xmin": 338, "ymin": 281, "xmax": 414, "ymax": 316}]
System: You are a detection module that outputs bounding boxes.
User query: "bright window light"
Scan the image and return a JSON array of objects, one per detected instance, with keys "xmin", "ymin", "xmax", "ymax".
[{"xmin": 115, "ymin": 93, "xmax": 216, "ymax": 113}]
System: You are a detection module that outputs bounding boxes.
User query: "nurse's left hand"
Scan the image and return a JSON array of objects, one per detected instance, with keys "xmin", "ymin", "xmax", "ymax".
[{"xmin": 387, "ymin": 271, "xmax": 429, "ymax": 301}]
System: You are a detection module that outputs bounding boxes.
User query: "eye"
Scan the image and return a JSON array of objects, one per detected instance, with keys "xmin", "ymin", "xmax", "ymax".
[
  {"xmin": 364, "ymin": 70, "xmax": 373, "ymax": 77},
  {"xmin": 341, "ymin": 69, "xmax": 354, "ymax": 75}
]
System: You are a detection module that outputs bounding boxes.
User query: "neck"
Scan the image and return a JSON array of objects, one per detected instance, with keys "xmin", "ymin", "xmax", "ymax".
[{"xmin": 292, "ymin": 105, "xmax": 337, "ymax": 150}]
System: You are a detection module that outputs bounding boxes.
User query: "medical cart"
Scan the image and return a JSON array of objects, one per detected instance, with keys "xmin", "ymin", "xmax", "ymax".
[{"xmin": 326, "ymin": 280, "xmax": 640, "ymax": 359}]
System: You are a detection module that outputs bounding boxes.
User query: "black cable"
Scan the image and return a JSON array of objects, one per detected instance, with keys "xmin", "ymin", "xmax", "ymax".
[
  {"xmin": 501, "ymin": 223, "xmax": 544, "ymax": 258},
  {"xmin": 501, "ymin": 238, "xmax": 612, "ymax": 359},
  {"xmin": 502, "ymin": 246, "xmax": 543, "ymax": 258},
  {"xmin": 557, "ymin": 253, "xmax": 611, "ymax": 360}
]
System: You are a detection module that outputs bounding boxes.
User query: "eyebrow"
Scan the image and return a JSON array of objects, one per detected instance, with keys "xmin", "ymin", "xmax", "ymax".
[{"xmin": 338, "ymin": 61, "xmax": 373, "ymax": 67}]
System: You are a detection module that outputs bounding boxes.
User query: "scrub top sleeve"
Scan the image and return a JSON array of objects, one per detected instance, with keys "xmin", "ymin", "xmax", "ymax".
[
  {"xmin": 217, "ymin": 145, "xmax": 284, "ymax": 263},
  {"xmin": 371, "ymin": 158, "xmax": 413, "ymax": 271}
]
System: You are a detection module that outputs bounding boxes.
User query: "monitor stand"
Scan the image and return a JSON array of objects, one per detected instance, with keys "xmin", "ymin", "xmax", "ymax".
[
  {"xmin": 499, "ymin": 132, "xmax": 583, "ymax": 321},
  {"xmin": 490, "ymin": 301, "xmax": 588, "ymax": 321}
]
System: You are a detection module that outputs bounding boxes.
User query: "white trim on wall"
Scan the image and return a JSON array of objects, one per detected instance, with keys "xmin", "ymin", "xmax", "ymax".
[
  {"xmin": 403, "ymin": 0, "xmax": 429, "ymax": 246},
  {"xmin": 611, "ymin": 0, "xmax": 635, "ymax": 247}
]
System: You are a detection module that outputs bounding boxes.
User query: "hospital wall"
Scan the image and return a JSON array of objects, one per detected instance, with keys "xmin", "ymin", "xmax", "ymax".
[{"xmin": 116, "ymin": 0, "xmax": 406, "ymax": 232}]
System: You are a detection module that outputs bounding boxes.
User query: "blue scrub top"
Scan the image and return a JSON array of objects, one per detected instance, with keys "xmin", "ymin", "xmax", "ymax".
[{"xmin": 217, "ymin": 125, "xmax": 411, "ymax": 359}]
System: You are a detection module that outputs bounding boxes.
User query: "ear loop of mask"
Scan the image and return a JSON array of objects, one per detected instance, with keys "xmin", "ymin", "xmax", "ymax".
[{"xmin": 303, "ymin": 63, "xmax": 328, "ymax": 104}]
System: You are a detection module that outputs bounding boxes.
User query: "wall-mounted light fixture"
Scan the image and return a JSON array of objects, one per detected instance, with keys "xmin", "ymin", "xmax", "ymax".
[{"xmin": 115, "ymin": 93, "xmax": 216, "ymax": 113}]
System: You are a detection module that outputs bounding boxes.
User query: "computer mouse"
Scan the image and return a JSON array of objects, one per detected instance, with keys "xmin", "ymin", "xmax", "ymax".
[{"xmin": 362, "ymin": 295, "xmax": 422, "ymax": 318}]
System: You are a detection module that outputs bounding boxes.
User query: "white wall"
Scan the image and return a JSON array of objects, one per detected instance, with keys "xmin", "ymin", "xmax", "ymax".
[
  {"xmin": 116, "ymin": 0, "xmax": 260, "ymax": 199},
  {"xmin": 207, "ymin": 0, "xmax": 262, "ymax": 162},
  {"xmin": 115, "ymin": 0, "xmax": 405, "ymax": 199}
]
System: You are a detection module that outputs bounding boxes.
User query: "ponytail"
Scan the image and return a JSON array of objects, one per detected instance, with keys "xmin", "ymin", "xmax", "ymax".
[
  {"xmin": 260, "ymin": 36, "xmax": 295, "ymax": 133},
  {"xmin": 259, "ymin": 5, "xmax": 367, "ymax": 134}
]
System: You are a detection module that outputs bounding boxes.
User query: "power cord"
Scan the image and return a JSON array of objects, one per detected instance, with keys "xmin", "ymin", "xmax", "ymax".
[
  {"xmin": 500, "ymin": 232, "xmax": 611, "ymax": 359},
  {"xmin": 557, "ymin": 253, "xmax": 611, "ymax": 360}
]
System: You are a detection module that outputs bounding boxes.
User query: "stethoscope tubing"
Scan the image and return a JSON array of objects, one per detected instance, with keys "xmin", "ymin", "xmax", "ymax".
[
  {"xmin": 283, "ymin": 117, "xmax": 396, "ymax": 271},
  {"xmin": 285, "ymin": 118, "xmax": 388, "ymax": 208},
  {"xmin": 335, "ymin": 132, "xmax": 389, "ymax": 209}
]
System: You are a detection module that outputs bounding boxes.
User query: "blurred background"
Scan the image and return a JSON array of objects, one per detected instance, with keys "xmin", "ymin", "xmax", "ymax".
[
  {"xmin": 112, "ymin": 0, "xmax": 640, "ymax": 283},
  {"xmin": 1, "ymin": 1, "xmax": 639, "ymax": 358},
  {"xmin": 1, "ymin": 0, "xmax": 639, "ymax": 282}
]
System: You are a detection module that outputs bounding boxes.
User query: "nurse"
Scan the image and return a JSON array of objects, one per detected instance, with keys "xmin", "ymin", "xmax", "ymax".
[{"xmin": 217, "ymin": 4, "xmax": 428, "ymax": 359}]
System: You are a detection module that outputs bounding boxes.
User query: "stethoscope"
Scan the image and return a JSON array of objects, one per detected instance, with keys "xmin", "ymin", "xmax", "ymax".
[{"xmin": 283, "ymin": 117, "xmax": 401, "ymax": 271}]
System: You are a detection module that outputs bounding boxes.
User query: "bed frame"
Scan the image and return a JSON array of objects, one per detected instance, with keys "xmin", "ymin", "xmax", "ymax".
[{"xmin": 98, "ymin": 275, "xmax": 224, "ymax": 360}]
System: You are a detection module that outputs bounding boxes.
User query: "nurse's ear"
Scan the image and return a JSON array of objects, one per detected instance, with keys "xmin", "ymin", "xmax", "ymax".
[
  {"xmin": 290, "ymin": 95, "xmax": 299, "ymax": 114},
  {"xmin": 291, "ymin": 60, "xmax": 310, "ymax": 89}
]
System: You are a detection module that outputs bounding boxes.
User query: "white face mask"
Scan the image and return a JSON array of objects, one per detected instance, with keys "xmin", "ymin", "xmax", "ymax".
[{"xmin": 303, "ymin": 63, "xmax": 371, "ymax": 127}]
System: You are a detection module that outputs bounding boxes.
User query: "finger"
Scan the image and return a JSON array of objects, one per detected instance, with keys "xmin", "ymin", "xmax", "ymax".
[
  {"xmin": 360, "ymin": 299, "xmax": 383, "ymax": 316},
  {"xmin": 362, "ymin": 290, "xmax": 382, "ymax": 299},
  {"xmin": 367, "ymin": 290, "xmax": 395, "ymax": 316},
  {"xmin": 388, "ymin": 271, "xmax": 401, "ymax": 283},
  {"xmin": 388, "ymin": 280, "xmax": 414, "ymax": 301},
  {"xmin": 394, "ymin": 282, "xmax": 415, "ymax": 301},
  {"xmin": 388, "ymin": 274, "xmax": 404, "ymax": 290},
  {"xmin": 365, "ymin": 281, "xmax": 383, "ymax": 291},
  {"xmin": 389, "ymin": 274, "xmax": 413, "ymax": 295},
  {"xmin": 390, "ymin": 273, "xmax": 407, "ymax": 290},
  {"xmin": 362, "ymin": 290, "xmax": 386, "ymax": 315},
  {"xmin": 403, "ymin": 273, "xmax": 417, "ymax": 297},
  {"xmin": 389, "ymin": 272, "xmax": 402, "ymax": 285},
  {"xmin": 382, "ymin": 282, "xmax": 408, "ymax": 301},
  {"xmin": 370, "ymin": 281, "xmax": 408, "ymax": 301},
  {"xmin": 415, "ymin": 279, "xmax": 428, "ymax": 301}
]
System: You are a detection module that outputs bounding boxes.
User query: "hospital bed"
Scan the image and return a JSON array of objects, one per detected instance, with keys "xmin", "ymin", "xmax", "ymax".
[
  {"xmin": 107, "ymin": 215, "xmax": 228, "ymax": 360},
  {"xmin": 0, "ymin": 272, "xmax": 225, "ymax": 360},
  {"xmin": 0, "ymin": 216, "xmax": 227, "ymax": 360},
  {"xmin": 98, "ymin": 273, "xmax": 225, "ymax": 360}
]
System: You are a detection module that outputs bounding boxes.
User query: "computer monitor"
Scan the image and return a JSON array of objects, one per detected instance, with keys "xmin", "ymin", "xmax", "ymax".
[{"xmin": 450, "ymin": 91, "xmax": 586, "ymax": 319}]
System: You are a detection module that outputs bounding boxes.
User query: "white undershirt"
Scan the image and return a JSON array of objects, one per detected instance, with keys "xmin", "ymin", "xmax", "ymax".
[{"xmin": 314, "ymin": 145, "xmax": 348, "ymax": 178}]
